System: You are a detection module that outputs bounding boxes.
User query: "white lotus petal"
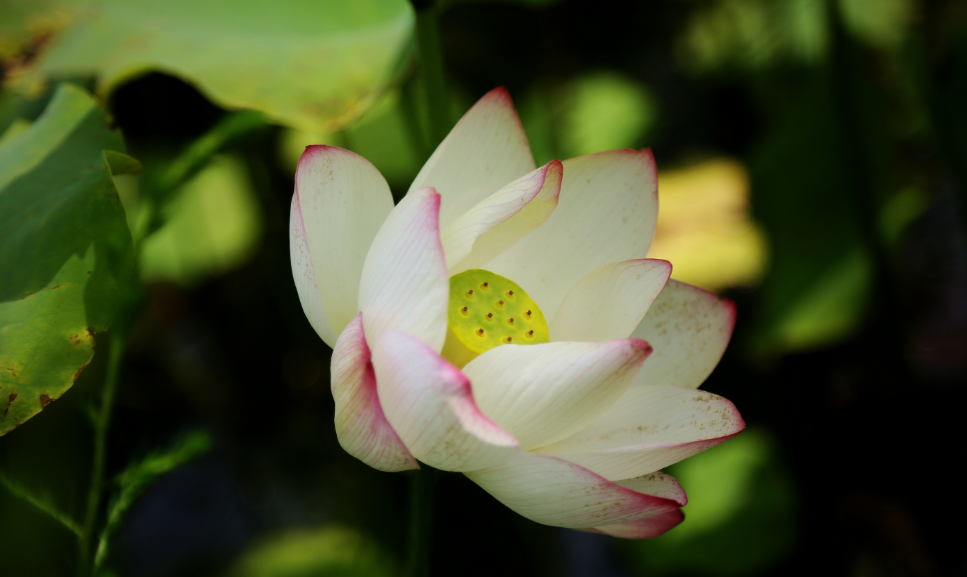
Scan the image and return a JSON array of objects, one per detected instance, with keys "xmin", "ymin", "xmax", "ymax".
[
  {"xmin": 330, "ymin": 313, "xmax": 417, "ymax": 472},
  {"xmin": 290, "ymin": 193, "xmax": 334, "ymax": 346},
  {"xmin": 358, "ymin": 187, "xmax": 449, "ymax": 352},
  {"xmin": 631, "ymin": 280, "xmax": 736, "ymax": 388},
  {"xmin": 291, "ymin": 146, "xmax": 394, "ymax": 348},
  {"xmin": 615, "ymin": 470, "xmax": 687, "ymax": 504},
  {"xmin": 535, "ymin": 385, "xmax": 745, "ymax": 480},
  {"xmin": 462, "ymin": 339, "xmax": 652, "ymax": 450},
  {"xmin": 372, "ymin": 330, "xmax": 519, "ymax": 472},
  {"xmin": 550, "ymin": 259, "xmax": 671, "ymax": 343},
  {"xmin": 589, "ymin": 509, "xmax": 685, "ymax": 539},
  {"xmin": 408, "ymin": 87, "xmax": 536, "ymax": 229},
  {"xmin": 486, "ymin": 149, "xmax": 659, "ymax": 318},
  {"xmin": 443, "ymin": 160, "xmax": 562, "ymax": 275},
  {"xmin": 464, "ymin": 450, "xmax": 684, "ymax": 529}
]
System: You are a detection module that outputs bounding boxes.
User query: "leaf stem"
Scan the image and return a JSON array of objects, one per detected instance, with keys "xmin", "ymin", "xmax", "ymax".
[
  {"xmin": 77, "ymin": 331, "xmax": 125, "ymax": 577},
  {"xmin": 0, "ymin": 468, "xmax": 83, "ymax": 536},
  {"xmin": 404, "ymin": 464, "xmax": 436, "ymax": 577},
  {"xmin": 411, "ymin": 0, "xmax": 451, "ymax": 148}
]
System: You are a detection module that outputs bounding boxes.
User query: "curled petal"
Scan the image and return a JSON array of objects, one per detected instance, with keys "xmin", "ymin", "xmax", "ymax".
[
  {"xmin": 442, "ymin": 160, "xmax": 562, "ymax": 275},
  {"xmin": 534, "ymin": 385, "xmax": 745, "ymax": 480},
  {"xmin": 463, "ymin": 339, "xmax": 652, "ymax": 450},
  {"xmin": 331, "ymin": 314, "xmax": 417, "ymax": 472},
  {"xmin": 616, "ymin": 470, "xmax": 687, "ymax": 504},
  {"xmin": 291, "ymin": 146, "xmax": 394, "ymax": 348},
  {"xmin": 409, "ymin": 87, "xmax": 536, "ymax": 229},
  {"xmin": 589, "ymin": 509, "xmax": 685, "ymax": 539},
  {"xmin": 372, "ymin": 330, "xmax": 519, "ymax": 472},
  {"xmin": 487, "ymin": 149, "xmax": 659, "ymax": 318},
  {"xmin": 464, "ymin": 450, "xmax": 684, "ymax": 529},
  {"xmin": 631, "ymin": 280, "xmax": 736, "ymax": 388},
  {"xmin": 550, "ymin": 259, "xmax": 671, "ymax": 343},
  {"xmin": 358, "ymin": 187, "xmax": 449, "ymax": 352}
]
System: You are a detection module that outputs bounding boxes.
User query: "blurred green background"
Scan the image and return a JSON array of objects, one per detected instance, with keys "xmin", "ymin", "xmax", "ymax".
[{"xmin": 1, "ymin": 0, "xmax": 964, "ymax": 575}]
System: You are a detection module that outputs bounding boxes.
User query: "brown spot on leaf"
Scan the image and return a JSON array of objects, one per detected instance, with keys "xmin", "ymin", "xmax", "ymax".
[
  {"xmin": 39, "ymin": 394, "xmax": 51, "ymax": 408},
  {"xmin": 8, "ymin": 394, "xmax": 16, "ymax": 402}
]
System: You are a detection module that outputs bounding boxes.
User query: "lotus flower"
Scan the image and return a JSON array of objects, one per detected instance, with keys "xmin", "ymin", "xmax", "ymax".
[{"xmin": 290, "ymin": 88, "xmax": 744, "ymax": 538}]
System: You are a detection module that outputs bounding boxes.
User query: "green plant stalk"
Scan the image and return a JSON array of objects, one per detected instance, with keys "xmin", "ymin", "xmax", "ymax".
[
  {"xmin": 412, "ymin": 0, "xmax": 451, "ymax": 148},
  {"xmin": 401, "ymin": 76, "xmax": 430, "ymax": 164},
  {"xmin": 92, "ymin": 431, "xmax": 211, "ymax": 572},
  {"xmin": 77, "ymin": 331, "xmax": 126, "ymax": 576},
  {"xmin": 404, "ymin": 464, "xmax": 436, "ymax": 577},
  {"xmin": 402, "ymin": 4, "xmax": 447, "ymax": 574},
  {"xmin": 0, "ymin": 469, "xmax": 82, "ymax": 536}
]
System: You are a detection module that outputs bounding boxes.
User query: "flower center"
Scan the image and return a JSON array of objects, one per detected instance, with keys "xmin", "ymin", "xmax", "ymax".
[{"xmin": 441, "ymin": 269, "xmax": 549, "ymax": 368}]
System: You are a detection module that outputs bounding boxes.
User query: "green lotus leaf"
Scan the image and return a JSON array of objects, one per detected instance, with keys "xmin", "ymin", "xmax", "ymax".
[
  {"xmin": 19, "ymin": 0, "xmax": 414, "ymax": 134},
  {"xmin": 0, "ymin": 83, "xmax": 134, "ymax": 435}
]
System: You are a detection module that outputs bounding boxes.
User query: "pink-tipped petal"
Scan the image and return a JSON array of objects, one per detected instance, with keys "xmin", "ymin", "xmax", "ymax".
[
  {"xmin": 442, "ymin": 160, "xmax": 562, "ymax": 274},
  {"xmin": 550, "ymin": 259, "xmax": 672, "ymax": 343},
  {"xmin": 291, "ymin": 146, "xmax": 394, "ymax": 348},
  {"xmin": 631, "ymin": 280, "xmax": 736, "ymax": 388},
  {"xmin": 358, "ymin": 187, "xmax": 449, "ymax": 352},
  {"xmin": 372, "ymin": 330, "xmax": 519, "ymax": 472},
  {"xmin": 487, "ymin": 149, "xmax": 659, "ymax": 319},
  {"xmin": 534, "ymin": 385, "xmax": 745, "ymax": 480},
  {"xmin": 408, "ymin": 87, "xmax": 536, "ymax": 229},
  {"xmin": 589, "ymin": 509, "xmax": 685, "ymax": 539},
  {"xmin": 331, "ymin": 314, "xmax": 417, "ymax": 472},
  {"xmin": 462, "ymin": 339, "xmax": 652, "ymax": 450},
  {"xmin": 464, "ymin": 450, "xmax": 684, "ymax": 529}
]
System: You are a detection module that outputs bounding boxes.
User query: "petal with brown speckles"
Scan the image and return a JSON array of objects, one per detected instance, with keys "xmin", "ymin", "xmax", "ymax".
[
  {"xmin": 630, "ymin": 279, "xmax": 736, "ymax": 388},
  {"xmin": 532, "ymin": 385, "xmax": 745, "ymax": 480},
  {"xmin": 465, "ymin": 450, "xmax": 683, "ymax": 529}
]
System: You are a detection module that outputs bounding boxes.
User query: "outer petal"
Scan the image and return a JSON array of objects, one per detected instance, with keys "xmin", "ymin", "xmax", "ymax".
[
  {"xmin": 331, "ymin": 314, "xmax": 417, "ymax": 472},
  {"xmin": 549, "ymin": 259, "xmax": 672, "ymax": 343},
  {"xmin": 589, "ymin": 509, "xmax": 685, "ymax": 539},
  {"xmin": 462, "ymin": 339, "xmax": 652, "ymax": 450},
  {"xmin": 291, "ymin": 146, "xmax": 394, "ymax": 348},
  {"xmin": 372, "ymin": 330, "xmax": 519, "ymax": 472},
  {"xmin": 358, "ymin": 187, "xmax": 449, "ymax": 352},
  {"xmin": 408, "ymin": 87, "xmax": 536, "ymax": 229},
  {"xmin": 630, "ymin": 280, "xmax": 736, "ymax": 388},
  {"xmin": 534, "ymin": 386, "xmax": 745, "ymax": 480},
  {"xmin": 486, "ymin": 149, "xmax": 659, "ymax": 318},
  {"xmin": 442, "ymin": 160, "xmax": 562, "ymax": 275},
  {"xmin": 464, "ymin": 450, "xmax": 684, "ymax": 529}
]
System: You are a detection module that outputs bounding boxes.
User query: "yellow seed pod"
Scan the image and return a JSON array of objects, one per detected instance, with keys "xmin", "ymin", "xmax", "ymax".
[{"xmin": 441, "ymin": 269, "xmax": 549, "ymax": 368}]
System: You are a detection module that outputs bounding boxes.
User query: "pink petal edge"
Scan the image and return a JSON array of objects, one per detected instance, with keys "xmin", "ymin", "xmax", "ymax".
[
  {"xmin": 588, "ymin": 508, "xmax": 685, "ymax": 539},
  {"xmin": 331, "ymin": 313, "xmax": 418, "ymax": 472},
  {"xmin": 373, "ymin": 330, "xmax": 519, "ymax": 472}
]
